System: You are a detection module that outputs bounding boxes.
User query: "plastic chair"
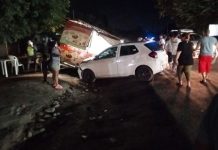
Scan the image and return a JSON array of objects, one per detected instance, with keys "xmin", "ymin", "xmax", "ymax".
[
  {"xmin": 8, "ymin": 55, "xmax": 24, "ymax": 75},
  {"xmin": 27, "ymin": 56, "xmax": 35, "ymax": 71}
]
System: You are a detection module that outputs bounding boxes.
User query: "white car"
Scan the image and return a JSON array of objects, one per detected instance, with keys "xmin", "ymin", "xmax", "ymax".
[
  {"xmin": 189, "ymin": 33, "xmax": 201, "ymax": 58},
  {"xmin": 78, "ymin": 41, "xmax": 168, "ymax": 83}
]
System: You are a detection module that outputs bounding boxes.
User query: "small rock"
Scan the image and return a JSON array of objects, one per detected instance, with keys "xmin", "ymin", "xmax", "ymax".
[
  {"xmin": 10, "ymin": 106, "xmax": 16, "ymax": 115},
  {"xmin": 66, "ymin": 88, "xmax": 73, "ymax": 94},
  {"xmin": 16, "ymin": 107, "xmax": 22, "ymax": 115},
  {"xmin": 37, "ymin": 112, "xmax": 44, "ymax": 117},
  {"xmin": 35, "ymin": 123, "xmax": 43, "ymax": 128},
  {"xmin": 89, "ymin": 116, "xmax": 96, "ymax": 120},
  {"xmin": 38, "ymin": 118, "xmax": 46, "ymax": 122},
  {"xmin": 65, "ymin": 112, "xmax": 73, "ymax": 116},
  {"xmin": 21, "ymin": 104, "xmax": 26, "ymax": 108},
  {"xmin": 45, "ymin": 107, "xmax": 55, "ymax": 113},
  {"xmin": 53, "ymin": 112, "xmax": 60, "ymax": 117},
  {"xmin": 57, "ymin": 97, "xmax": 62, "ymax": 100},
  {"xmin": 109, "ymin": 137, "xmax": 117, "ymax": 143},
  {"xmin": 27, "ymin": 131, "xmax": 33, "ymax": 138},
  {"xmin": 53, "ymin": 103, "xmax": 60, "ymax": 108},
  {"xmin": 53, "ymin": 101, "xmax": 60, "ymax": 105},
  {"xmin": 103, "ymin": 109, "xmax": 108, "ymax": 113},
  {"xmin": 93, "ymin": 89, "xmax": 98, "ymax": 92},
  {"xmin": 34, "ymin": 128, "xmax": 46, "ymax": 135},
  {"xmin": 43, "ymin": 114, "xmax": 52, "ymax": 119},
  {"xmin": 85, "ymin": 89, "xmax": 89, "ymax": 92},
  {"xmin": 81, "ymin": 135, "xmax": 88, "ymax": 139},
  {"xmin": 39, "ymin": 128, "xmax": 46, "ymax": 132},
  {"xmin": 97, "ymin": 115, "xmax": 103, "ymax": 119}
]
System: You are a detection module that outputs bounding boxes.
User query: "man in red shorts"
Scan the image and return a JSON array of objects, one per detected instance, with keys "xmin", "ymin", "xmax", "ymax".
[{"xmin": 195, "ymin": 28, "xmax": 218, "ymax": 84}]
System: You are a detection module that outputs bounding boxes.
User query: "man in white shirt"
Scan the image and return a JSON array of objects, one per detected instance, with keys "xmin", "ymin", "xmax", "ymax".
[
  {"xmin": 159, "ymin": 35, "xmax": 166, "ymax": 50},
  {"xmin": 165, "ymin": 32, "xmax": 181, "ymax": 71}
]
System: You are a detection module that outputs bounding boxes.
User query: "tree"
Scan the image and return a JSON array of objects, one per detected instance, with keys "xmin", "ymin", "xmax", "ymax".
[
  {"xmin": 155, "ymin": 0, "xmax": 218, "ymax": 31},
  {"xmin": 0, "ymin": 0, "xmax": 70, "ymax": 44}
]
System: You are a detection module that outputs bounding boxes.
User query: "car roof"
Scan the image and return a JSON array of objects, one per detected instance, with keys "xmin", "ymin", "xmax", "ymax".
[
  {"xmin": 113, "ymin": 40, "xmax": 156, "ymax": 47},
  {"xmin": 179, "ymin": 29, "xmax": 194, "ymax": 33}
]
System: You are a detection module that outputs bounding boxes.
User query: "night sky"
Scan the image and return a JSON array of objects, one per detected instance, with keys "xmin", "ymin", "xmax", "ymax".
[{"xmin": 70, "ymin": 0, "xmax": 172, "ymax": 39}]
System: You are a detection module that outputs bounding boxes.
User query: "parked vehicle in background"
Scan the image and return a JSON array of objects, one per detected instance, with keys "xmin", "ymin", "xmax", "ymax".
[
  {"xmin": 190, "ymin": 33, "xmax": 201, "ymax": 58},
  {"xmin": 78, "ymin": 41, "xmax": 169, "ymax": 83},
  {"xmin": 170, "ymin": 29, "xmax": 201, "ymax": 58}
]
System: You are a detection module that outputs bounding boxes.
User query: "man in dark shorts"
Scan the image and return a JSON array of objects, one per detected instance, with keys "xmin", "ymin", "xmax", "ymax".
[
  {"xmin": 195, "ymin": 28, "xmax": 218, "ymax": 84},
  {"xmin": 175, "ymin": 33, "xmax": 194, "ymax": 88}
]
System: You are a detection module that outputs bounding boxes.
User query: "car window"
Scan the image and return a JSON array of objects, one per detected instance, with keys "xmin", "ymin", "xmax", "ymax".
[
  {"xmin": 97, "ymin": 47, "xmax": 117, "ymax": 59},
  {"xmin": 120, "ymin": 45, "xmax": 138, "ymax": 56},
  {"xmin": 144, "ymin": 42, "xmax": 160, "ymax": 51},
  {"xmin": 190, "ymin": 34, "xmax": 201, "ymax": 41}
]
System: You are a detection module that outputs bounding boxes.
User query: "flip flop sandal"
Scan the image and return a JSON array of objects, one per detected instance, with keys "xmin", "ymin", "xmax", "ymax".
[
  {"xmin": 200, "ymin": 80, "xmax": 207, "ymax": 86},
  {"xmin": 176, "ymin": 83, "xmax": 183, "ymax": 87},
  {"xmin": 55, "ymin": 84, "xmax": 63, "ymax": 90}
]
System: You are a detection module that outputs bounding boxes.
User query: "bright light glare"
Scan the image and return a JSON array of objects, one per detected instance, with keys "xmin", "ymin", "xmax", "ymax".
[
  {"xmin": 120, "ymin": 39, "xmax": 124, "ymax": 43},
  {"xmin": 209, "ymin": 24, "xmax": 218, "ymax": 36}
]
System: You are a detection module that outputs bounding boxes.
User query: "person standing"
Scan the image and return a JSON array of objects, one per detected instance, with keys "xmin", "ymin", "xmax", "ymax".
[
  {"xmin": 195, "ymin": 28, "xmax": 218, "ymax": 84},
  {"xmin": 159, "ymin": 34, "xmax": 166, "ymax": 50},
  {"xmin": 165, "ymin": 32, "xmax": 181, "ymax": 71},
  {"xmin": 175, "ymin": 33, "xmax": 194, "ymax": 88},
  {"xmin": 26, "ymin": 40, "xmax": 36, "ymax": 71},
  {"xmin": 49, "ymin": 41, "xmax": 63, "ymax": 90},
  {"xmin": 165, "ymin": 33, "xmax": 173, "ymax": 68}
]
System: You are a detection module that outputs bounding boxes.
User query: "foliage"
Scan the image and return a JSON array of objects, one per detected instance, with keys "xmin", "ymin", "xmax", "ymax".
[
  {"xmin": 0, "ymin": 0, "xmax": 70, "ymax": 43},
  {"xmin": 155, "ymin": 0, "xmax": 218, "ymax": 31}
]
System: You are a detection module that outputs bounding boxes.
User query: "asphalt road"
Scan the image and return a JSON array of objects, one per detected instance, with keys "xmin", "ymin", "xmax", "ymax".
[{"xmin": 15, "ymin": 77, "xmax": 193, "ymax": 150}]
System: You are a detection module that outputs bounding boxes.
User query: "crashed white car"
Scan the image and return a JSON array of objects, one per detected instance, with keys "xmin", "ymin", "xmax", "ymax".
[{"xmin": 78, "ymin": 41, "xmax": 168, "ymax": 83}]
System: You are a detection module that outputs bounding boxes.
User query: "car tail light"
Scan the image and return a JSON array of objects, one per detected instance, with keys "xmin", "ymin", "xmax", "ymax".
[{"xmin": 148, "ymin": 51, "xmax": 158, "ymax": 58}]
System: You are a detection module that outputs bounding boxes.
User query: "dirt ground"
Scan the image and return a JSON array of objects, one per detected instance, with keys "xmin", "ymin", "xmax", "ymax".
[{"xmin": 0, "ymin": 59, "xmax": 218, "ymax": 150}]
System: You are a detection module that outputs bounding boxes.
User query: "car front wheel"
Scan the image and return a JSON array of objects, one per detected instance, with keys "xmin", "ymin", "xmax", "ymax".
[
  {"xmin": 82, "ymin": 69, "xmax": 96, "ymax": 83},
  {"xmin": 135, "ymin": 66, "xmax": 153, "ymax": 82}
]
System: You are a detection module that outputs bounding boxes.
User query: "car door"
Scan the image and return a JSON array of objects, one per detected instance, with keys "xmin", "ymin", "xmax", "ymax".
[
  {"xmin": 117, "ymin": 45, "xmax": 139, "ymax": 76},
  {"xmin": 91, "ymin": 47, "xmax": 118, "ymax": 77}
]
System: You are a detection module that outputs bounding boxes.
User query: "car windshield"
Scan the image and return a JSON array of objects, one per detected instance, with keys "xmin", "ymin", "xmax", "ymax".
[{"xmin": 144, "ymin": 42, "xmax": 160, "ymax": 51}]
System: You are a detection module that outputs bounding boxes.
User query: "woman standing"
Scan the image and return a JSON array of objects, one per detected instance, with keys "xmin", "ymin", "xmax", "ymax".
[
  {"xmin": 175, "ymin": 33, "xmax": 194, "ymax": 88},
  {"xmin": 26, "ymin": 40, "xmax": 36, "ymax": 71},
  {"xmin": 49, "ymin": 41, "xmax": 63, "ymax": 90}
]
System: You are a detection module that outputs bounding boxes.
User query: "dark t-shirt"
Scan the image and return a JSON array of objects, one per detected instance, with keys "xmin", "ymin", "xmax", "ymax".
[{"xmin": 177, "ymin": 41, "xmax": 194, "ymax": 65}]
